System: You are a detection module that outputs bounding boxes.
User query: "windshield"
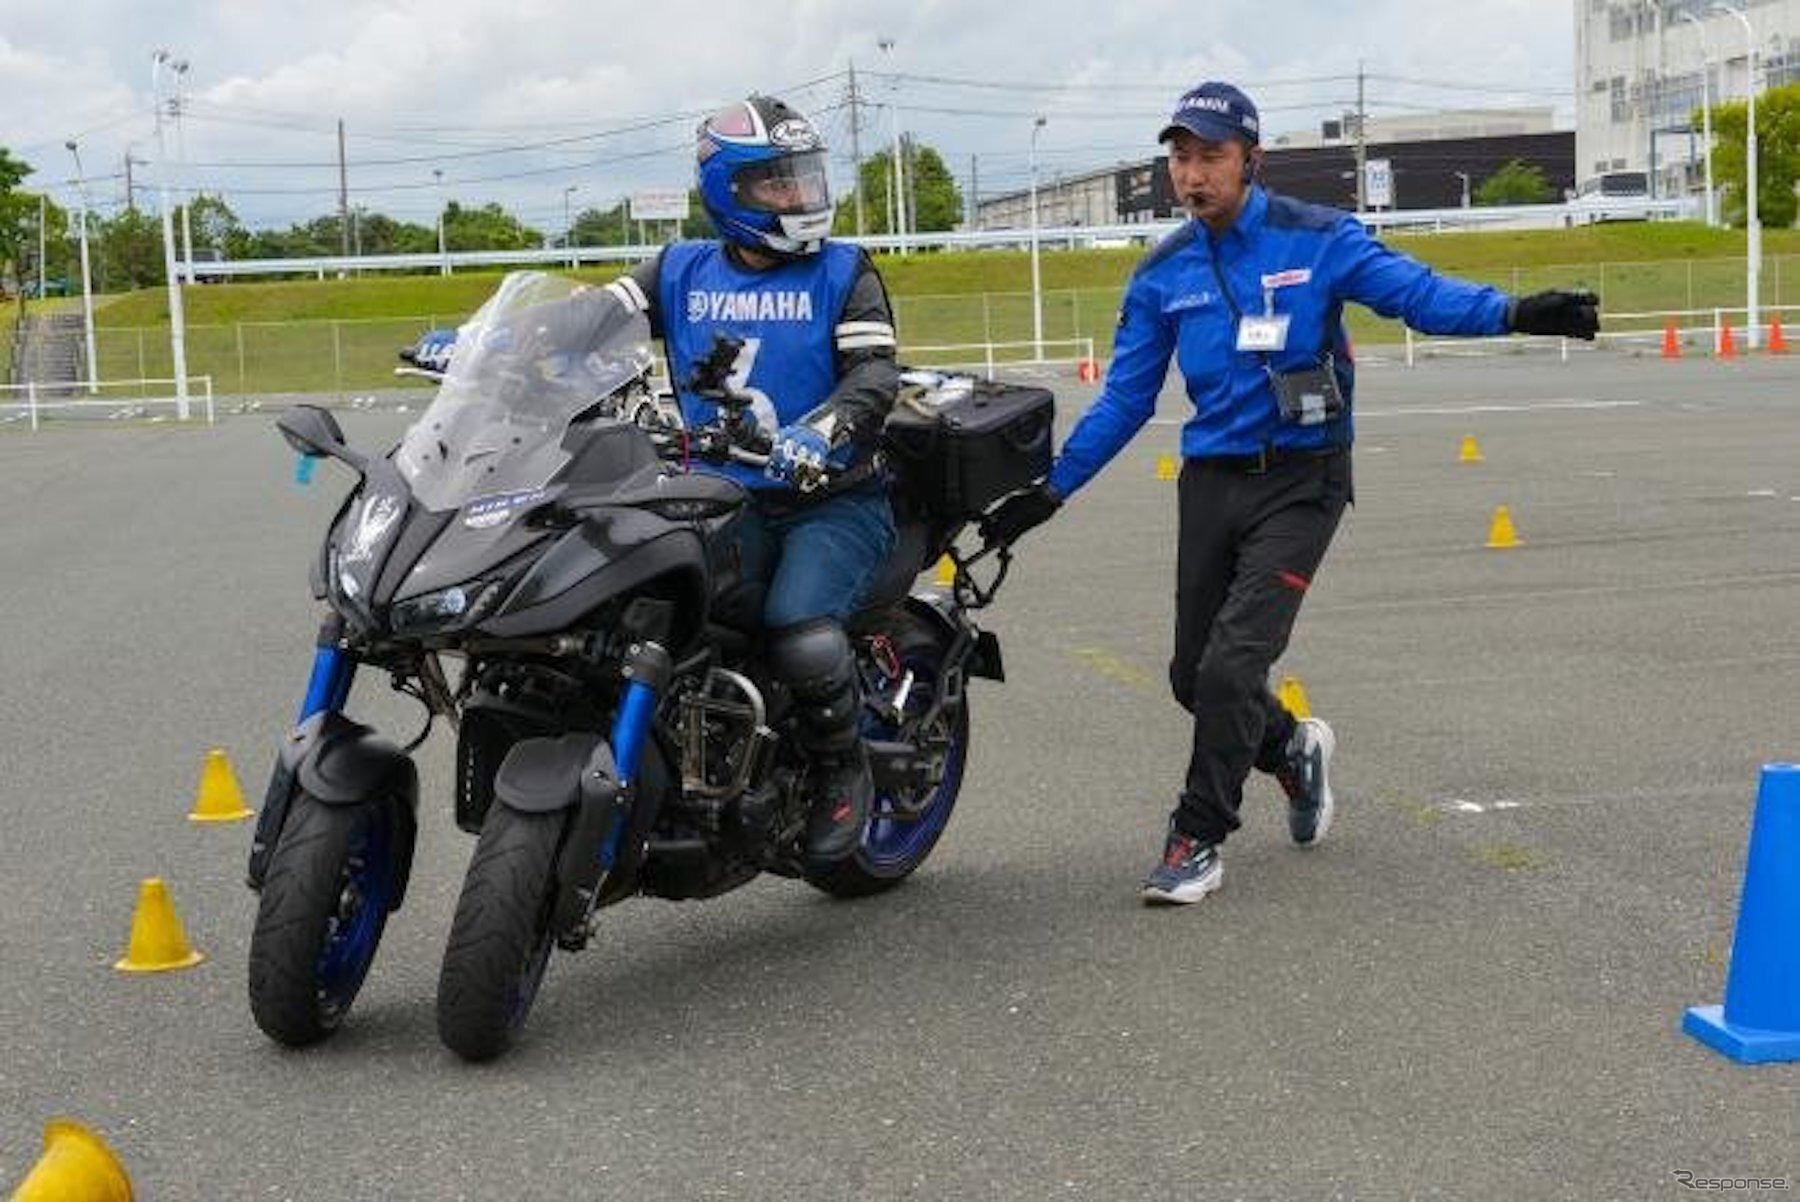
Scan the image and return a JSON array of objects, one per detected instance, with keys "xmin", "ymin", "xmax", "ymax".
[{"xmin": 395, "ymin": 271, "xmax": 655, "ymax": 512}]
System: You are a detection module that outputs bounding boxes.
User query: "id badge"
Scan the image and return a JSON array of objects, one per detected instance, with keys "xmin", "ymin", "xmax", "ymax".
[{"xmin": 1237, "ymin": 315, "xmax": 1290, "ymax": 353}]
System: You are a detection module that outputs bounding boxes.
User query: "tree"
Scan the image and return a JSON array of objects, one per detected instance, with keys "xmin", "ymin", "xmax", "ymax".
[
  {"xmin": 1474, "ymin": 159, "xmax": 1556, "ymax": 206},
  {"xmin": 96, "ymin": 208, "xmax": 166, "ymax": 290},
  {"xmin": 1705, "ymin": 82, "xmax": 1800, "ymax": 230},
  {"xmin": 834, "ymin": 137, "xmax": 965, "ymax": 236},
  {"xmin": 0, "ymin": 147, "xmax": 40, "ymax": 298},
  {"xmin": 441, "ymin": 201, "xmax": 541, "ymax": 251}
]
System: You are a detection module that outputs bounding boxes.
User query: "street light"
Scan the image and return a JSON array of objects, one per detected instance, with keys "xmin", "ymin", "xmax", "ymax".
[
  {"xmin": 1029, "ymin": 115, "xmax": 1047, "ymax": 361},
  {"xmin": 167, "ymin": 57, "xmax": 194, "ymax": 284},
  {"xmin": 433, "ymin": 168, "xmax": 448, "ymax": 276},
  {"xmin": 64, "ymin": 140, "xmax": 98, "ymax": 393},
  {"xmin": 563, "ymin": 184, "xmax": 579, "ymax": 269},
  {"xmin": 1679, "ymin": 10, "xmax": 1718, "ymax": 227},
  {"xmin": 151, "ymin": 47, "xmax": 190, "ymax": 419},
  {"xmin": 1712, "ymin": 1, "xmax": 1759, "ymax": 348}
]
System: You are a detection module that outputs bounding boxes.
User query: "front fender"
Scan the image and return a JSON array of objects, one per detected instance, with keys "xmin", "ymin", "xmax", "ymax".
[
  {"xmin": 900, "ymin": 593, "xmax": 1004, "ymax": 682},
  {"xmin": 246, "ymin": 711, "xmax": 420, "ymax": 909}
]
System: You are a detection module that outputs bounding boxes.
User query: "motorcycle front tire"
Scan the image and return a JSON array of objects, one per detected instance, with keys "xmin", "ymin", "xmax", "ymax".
[{"xmin": 436, "ymin": 804, "xmax": 563, "ymax": 1062}]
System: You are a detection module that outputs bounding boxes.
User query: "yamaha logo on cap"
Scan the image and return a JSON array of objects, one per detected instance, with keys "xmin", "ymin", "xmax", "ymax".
[{"xmin": 1159, "ymin": 81, "xmax": 1261, "ymax": 146}]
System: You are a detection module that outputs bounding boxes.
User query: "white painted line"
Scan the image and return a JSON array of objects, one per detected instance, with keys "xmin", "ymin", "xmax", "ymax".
[{"xmin": 1747, "ymin": 489, "xmax": 1778, "ymax": 498}]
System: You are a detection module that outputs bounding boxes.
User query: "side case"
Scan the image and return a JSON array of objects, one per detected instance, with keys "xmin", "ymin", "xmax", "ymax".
[{"xmin": 884, "ymin": 378, "xmax": 1055, "ymax": 521}]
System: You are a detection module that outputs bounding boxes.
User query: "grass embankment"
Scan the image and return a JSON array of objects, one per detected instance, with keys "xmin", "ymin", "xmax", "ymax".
[{"xmin": 82, "ymin": 222, "xmax": 1800, "ymax": 392}]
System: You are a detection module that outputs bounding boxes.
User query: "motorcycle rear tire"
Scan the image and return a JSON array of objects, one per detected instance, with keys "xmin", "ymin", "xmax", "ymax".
[
  {"xmin": 249, "ymin": 795, "xmax": 399, "ymax": 1046},
  {"xmin": 807, "ymin": 609, "xmax": 970, "ymax": 899},
  {"xmin": 436, "ymin": 804, "xmax": 563, "ymax": 1062}
]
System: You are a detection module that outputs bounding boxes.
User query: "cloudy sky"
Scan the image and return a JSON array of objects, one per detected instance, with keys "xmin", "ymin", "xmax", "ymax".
[{"xmin": 3, "ymin": 0, "xmax": 1576, "ymax": 233}]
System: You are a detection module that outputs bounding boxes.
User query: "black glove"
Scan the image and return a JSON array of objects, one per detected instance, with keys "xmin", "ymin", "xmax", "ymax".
[
  {"xmin": 1509, "ymin": 290, "xmax": 1600, "ymax": 340},
  {"xmin": 981, "ymin": 481, "xmax": 1062, "ymax": 547}
]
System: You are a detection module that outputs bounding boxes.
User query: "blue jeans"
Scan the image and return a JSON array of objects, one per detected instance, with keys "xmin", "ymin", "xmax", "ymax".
[{"xmin": 736, "ymin": 483, "xmax": 897, "ymax": 630}]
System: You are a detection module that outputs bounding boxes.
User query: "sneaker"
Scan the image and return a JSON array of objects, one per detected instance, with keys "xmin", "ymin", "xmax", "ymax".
[
  {"xmin": 1276, "ymin": 717, "xmax": 1336, "ymax": 847},
  {"xmin": 803, "ymin": 744, "xmax": 872, "ymax": 868},
  {"xmin": 1141, "ymin": 828, "xmax": 1223, "ymax": 904}
]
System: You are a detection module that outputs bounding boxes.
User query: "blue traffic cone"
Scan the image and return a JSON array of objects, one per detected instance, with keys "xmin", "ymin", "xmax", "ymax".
[
  {"xmin": 1683, "ymin": 763, "xmax": 1800, "ymax": 1063},
  {"xmin": 295, "ymin": 453, "xmax": 317, "ymax": 485}
]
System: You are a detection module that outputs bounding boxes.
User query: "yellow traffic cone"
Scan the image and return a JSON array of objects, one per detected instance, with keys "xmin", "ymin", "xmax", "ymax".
[
  {"xmin": 1276, "ymin": 675, "xmax": 1313, "ymax": 720},
  {"xmin": 188, "ymin": 748, "xmax": 253, "ymax": 823},
  {"xmin": 114, "ymin": 878, "xmax": 204, "ymax": 973},
  {"xmin": 933, "ymin": 555, "xmax": 956, "ymax": 587},
  {"xmin": 1486, "ymin": 505, "xmax": 1523, "ymax": 549},
  {"xmin": 1155, "ymin": 454, "xmax": 1179, "ymax": 481},
  {"xmin": 10, "ymin": 1119, "xmax": 132, "ymax": 1201},
  {"xmin": 1458, "ymin": 435, "xmax": 1484, "ymax": 464}
]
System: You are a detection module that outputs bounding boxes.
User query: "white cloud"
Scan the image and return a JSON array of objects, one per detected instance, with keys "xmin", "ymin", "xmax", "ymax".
[{"xmin": 0, "ymin": 0, "xmax": 1577, "ymax": 228}]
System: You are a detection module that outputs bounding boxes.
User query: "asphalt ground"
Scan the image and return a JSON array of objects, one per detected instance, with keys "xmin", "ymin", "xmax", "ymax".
[{"xmin": 1, "ymin": 349, "xmax": 1797, "ymax": 1199}]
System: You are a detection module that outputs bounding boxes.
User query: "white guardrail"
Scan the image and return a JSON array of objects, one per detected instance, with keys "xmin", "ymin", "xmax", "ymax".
[
  {"xmin": 194, "ymin": 200, "xmax": 1699, "ymax": 279},
  {"xmin": 1399, "ymin": 303, "xmax": 1798, "ymax": 363},
  {"xmin": 0, "ymin": 377, "xmax": 215, "ymax": 431}
]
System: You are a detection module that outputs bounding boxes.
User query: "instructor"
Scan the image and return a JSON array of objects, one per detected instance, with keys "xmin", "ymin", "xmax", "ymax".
[{"xmin": 984, "ymin": 81, "xmax": 1598, "ymax": 904}]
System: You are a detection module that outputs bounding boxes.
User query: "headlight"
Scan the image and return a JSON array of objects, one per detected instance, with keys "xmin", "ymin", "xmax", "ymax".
[{"xmin": 390, "ymin": 580, "xmax": 500, "ymax": 634}]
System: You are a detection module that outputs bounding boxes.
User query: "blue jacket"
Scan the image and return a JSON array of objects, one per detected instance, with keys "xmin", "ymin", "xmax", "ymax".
[{"xmin": 1048, "ymin": 187, "xmax": 1512, "ymax": 497}]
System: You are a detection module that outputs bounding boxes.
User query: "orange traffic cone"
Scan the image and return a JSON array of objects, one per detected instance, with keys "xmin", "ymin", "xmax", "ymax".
[
  {"xmin": 1661, "ymin": 321, "xmax": 1682, "ymax": 359},
  {"xmin": 1719, "ymin": 319, "xmax": 1737, "ymax": 359},
  {"xmin": 1769, "ymin": 318, "xmax": 1789, "ymax": 355}
]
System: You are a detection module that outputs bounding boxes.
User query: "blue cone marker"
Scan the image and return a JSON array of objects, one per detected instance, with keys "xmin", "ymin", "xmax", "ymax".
[{"xmin": 295, "ymin": 453, "xmax": 317, "ymax": 485}]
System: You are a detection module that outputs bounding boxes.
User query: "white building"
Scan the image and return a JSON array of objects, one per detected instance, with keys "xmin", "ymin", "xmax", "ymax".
[
  {"xmin": 1576, "ymin": 0, "xmax": 1799, "ymax": 197},
  {"xmin": 1270, "ymin": 107, "xmax": 1557, "ymax": 149}
]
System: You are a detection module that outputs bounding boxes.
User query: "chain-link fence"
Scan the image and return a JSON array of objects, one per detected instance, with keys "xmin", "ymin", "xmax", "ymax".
[{"xmin": 89, "ymin": 255, "xmax": 1800, "ymax": 398}]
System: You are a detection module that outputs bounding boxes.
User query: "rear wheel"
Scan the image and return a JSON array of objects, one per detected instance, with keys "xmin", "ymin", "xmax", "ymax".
[
  {"xmin": 807, "ymin": 611, "xmax": 970, "ymax": 899},
  {"xmin": 249, "ymin": 795, "xmax": 399, "ymax": 1046},
  {"xmin": 436, "ymin": 805, "xmax": 563, "ymax": 1062}
]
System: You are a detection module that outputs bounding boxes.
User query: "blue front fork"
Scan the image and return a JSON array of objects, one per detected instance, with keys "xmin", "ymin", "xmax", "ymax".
[
  {"xmin": 299, "ymin": 637, "xmax": 358, "ymax": 722},
  {"xmin": 598, "ymin": 642, "xmax": 672, "ymax": 869}
]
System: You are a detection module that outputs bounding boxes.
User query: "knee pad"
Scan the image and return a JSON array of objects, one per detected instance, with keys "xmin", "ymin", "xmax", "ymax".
[{"xmin": 768, "ymin": 618, "xmax": 860, "ymax": 751}]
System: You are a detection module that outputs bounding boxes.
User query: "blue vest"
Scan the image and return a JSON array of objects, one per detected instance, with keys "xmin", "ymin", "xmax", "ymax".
[{"xmin": 658, "ymin": 240, "xmax": 860, "ymax": 489}]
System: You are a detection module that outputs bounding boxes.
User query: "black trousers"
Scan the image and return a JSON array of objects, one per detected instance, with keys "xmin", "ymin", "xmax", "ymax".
[{"xmin": 1169, "ymin": 450, "xmax": 1352, "ymax": 844}]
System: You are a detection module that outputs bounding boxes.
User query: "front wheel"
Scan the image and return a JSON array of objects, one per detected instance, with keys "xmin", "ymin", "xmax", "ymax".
[
  {"xmin": 248, "ymin": 795, "xmax": 400, "ymax": 1046},
  {"xmin": 436, "ymin": 805, "xmax": 563, "ymax": 1062},
  {"xmin": 807, "ymin": 611, "xmax": 970, "ymax": 899}
]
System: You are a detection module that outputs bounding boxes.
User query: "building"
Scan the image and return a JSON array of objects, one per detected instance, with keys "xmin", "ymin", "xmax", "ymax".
[
  {"xmin": 1576, "ymin": 0, "xmax": 1799, "ymax": 197},
  {"xmin": 973, "ymin": 119, "xmax": 1574, "ymax": 227}
]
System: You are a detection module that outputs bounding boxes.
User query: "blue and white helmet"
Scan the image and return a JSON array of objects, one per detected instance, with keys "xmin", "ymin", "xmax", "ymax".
[{"xmin": 696, "ymin": 95, "xmax": 833, "ymax": 257}]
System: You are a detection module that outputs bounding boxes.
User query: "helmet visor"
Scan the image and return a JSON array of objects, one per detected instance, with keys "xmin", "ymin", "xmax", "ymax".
[{"xmin": 730, "ymin": 151, "xmax": 830, "ymax": 215}]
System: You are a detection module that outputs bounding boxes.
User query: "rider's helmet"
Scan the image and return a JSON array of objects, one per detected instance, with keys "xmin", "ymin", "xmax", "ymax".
[{"xmin": 695, "ymin": 95, "xmax": 833, "ymax": 257}]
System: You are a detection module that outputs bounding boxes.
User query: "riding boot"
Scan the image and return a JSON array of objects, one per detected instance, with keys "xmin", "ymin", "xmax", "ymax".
[{"xmin": 768, "ymin": 618, "xmax": 872, "ymax": 867}]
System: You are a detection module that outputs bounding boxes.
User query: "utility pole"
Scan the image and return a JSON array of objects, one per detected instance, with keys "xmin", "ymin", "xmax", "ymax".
[
  {"xmin": 847, "ymin": 61, "xmax": 865, "ymax": 238},
  {"xmin": 1354, "ymin": 61, "xmax": 1368, "ymax": 212},
  {"xmin": 152, "ymin": 47, "xmax": 191, "ymax": 420},
  {"xmin": 37, "ymin": 193, "xmax": 46, "ymax": 299},
  {"xmin": 969, "ymin": 154, "xmax": 978, "ymax": 230},
  {"xmin": 337, "ymin": 118, "xmax": 350, "ymax": 260},
  {"xmin": 123, "ymin": 151, "xmax": 138, "ymax": 213}
]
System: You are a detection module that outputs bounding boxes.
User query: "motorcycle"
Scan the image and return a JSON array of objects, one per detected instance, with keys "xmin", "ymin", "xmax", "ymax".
[{"xmin": 245, "ymin": 271, "xmax": 1054, "ymax": 1060}]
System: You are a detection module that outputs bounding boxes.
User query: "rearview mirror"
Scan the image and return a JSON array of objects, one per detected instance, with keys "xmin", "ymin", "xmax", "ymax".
[{"xmin": 276, "ymin": 404, "xmax": 348, "ymax": 458}]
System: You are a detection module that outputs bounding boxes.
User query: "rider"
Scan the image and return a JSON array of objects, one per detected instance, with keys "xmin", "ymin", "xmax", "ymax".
[{"xmin": 576, "ymin": 95, "xmax": 901, "ymax": 869}]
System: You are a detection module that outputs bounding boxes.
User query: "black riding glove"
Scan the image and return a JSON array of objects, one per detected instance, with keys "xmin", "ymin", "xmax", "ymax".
[
  {"xmin": 1509, "ymin": 290, "xmax": 1600, "ymax": 341},
  {"xmin": 981, "ymin": 481, "xmax": 1063, "ymax": 547}
]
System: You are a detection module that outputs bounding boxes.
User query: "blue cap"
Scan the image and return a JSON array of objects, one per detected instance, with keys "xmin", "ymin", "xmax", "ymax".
[{"xmin": 1159, "ymin": 82, "xmax": 1260, "ymax": 146}]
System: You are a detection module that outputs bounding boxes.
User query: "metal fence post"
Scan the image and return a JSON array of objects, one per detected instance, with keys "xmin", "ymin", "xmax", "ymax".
[
  {"xmin": 333, "ymin": 321, "xmax": 344, "ymax": 401},
  {"xmin": 1405, "ymin": 326, "xmax": 1415, "ymax": 368},
  {"xmin": 1071, "ymin": 289, "xmax": 1082, "ymax": 341},
  {"xmin": 236, "ymin": 323, "xmax": 247, "ymax": 398},
  {"xmin": 1687, "ymin": 260, "xmax": 1694, "ymax": 311},
  {"xmin": 982, "ymin": 293, "xmax": 992, "ymax": 346},
  {"xmin": 136, "ymin": 329, "xmax": 146, "ymax": 382},
  {"xmin": 27, "ymin": 379, "xmax": 37, "ymax": 432}
]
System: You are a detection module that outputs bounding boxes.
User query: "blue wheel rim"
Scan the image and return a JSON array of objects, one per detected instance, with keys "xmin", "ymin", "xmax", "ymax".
[
  {"xmin": 859, "ymin": 654, "xmax": 966, "ymax": 873},
  {"xmin": 315, "ymin": 807, "xmax": 394, "ymax": 1021}
]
